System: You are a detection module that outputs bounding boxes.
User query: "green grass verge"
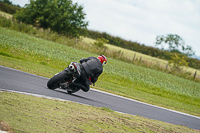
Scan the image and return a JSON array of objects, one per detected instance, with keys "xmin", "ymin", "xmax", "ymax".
[
  {"xmin": 0, "ymin": 27, "xmax": 200, "ymax": 117},
  {"xmin": 0, "ymin": 91, "xmax": 199, "ymax": 133}
]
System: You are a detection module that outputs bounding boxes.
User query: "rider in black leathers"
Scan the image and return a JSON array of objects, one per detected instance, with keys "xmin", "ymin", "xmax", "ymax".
[{"xmin": 70, "ymin": 55, "xmax": 107, "ymax": 92}]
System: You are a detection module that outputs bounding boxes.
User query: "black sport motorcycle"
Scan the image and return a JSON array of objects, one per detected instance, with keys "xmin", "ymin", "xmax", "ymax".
[{"xmin": 47, "ymin": 62, "xmax": 85, "ymax": 94}]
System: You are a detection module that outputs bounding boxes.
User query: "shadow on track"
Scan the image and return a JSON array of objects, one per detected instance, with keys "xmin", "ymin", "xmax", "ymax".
[{"xmin": 54, "ymin": 89, "xmax": 97, "ymax": 102}]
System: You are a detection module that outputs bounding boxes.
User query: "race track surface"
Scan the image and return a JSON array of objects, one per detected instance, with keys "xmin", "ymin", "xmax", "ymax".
[{"xmin": 0, "ymin": 66, "xmax": 200, "ymax": 130}]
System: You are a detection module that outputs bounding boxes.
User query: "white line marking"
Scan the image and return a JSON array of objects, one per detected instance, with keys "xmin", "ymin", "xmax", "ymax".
[
  {"xmin": 1, "ymin": 65, "xmax": 200, "ymax": 120},
  {"xmin": 0, "ymin": 88, "xmax": 89, "ymax": 106},
  {"xmin": 0, "ymin": 88, "xmax": 129, "ymax": 116},
  {"xmin": 1, "ymin": 89, "xmax": 200, "ymax": 131},
  {"xmin": 91, "ymin": 88, "xmax": 200, "ymax": 120}
]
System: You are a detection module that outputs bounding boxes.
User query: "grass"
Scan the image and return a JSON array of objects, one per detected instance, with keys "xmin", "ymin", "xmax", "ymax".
[
  {"xmin": 0, "ymin": 27, "xmax": 200, "ymax": 118},
  {"xmin": 0, "ymin": 11, "xmax": 12, "ymax": 19},
  {"xmin": 83, "ymin": 37, "xmax": 168, "ymax": 64},
  {"xmin": 0, "ymin": 91, "xmax": 199, "ymax": 133},
  {"xmin": 0, "ymin": 13, "xmax": 199, "ymax": 82},
  {"xmin": 83, "ymin": 37, "xmax": 200, "ymax": 75}
]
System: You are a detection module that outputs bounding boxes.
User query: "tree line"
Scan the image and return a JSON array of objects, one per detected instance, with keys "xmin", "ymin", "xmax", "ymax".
[
  {"xmin": 85, "ymin": 30, "xmax": 200, "ymax": 70},
  {"xmin": 0, "ymin": 0, "xmax": 20, "ymax": 14}
]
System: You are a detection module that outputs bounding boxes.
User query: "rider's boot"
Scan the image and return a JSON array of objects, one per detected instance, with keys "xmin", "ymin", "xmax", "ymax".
[{"xmin": 70, "ymin": 82, "xmax": 89, "ymax": 92}]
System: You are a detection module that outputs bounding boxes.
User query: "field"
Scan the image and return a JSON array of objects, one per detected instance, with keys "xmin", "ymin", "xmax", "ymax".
[
  {"xmin": 0, "ymin": 11, "xmax": 12, "ymax": 18},
  {"xmin": 83, "ymin": 37, "xmax": 200, "ymax": 75},
  {"xmin": 0, "ymin": 11, "xmax": 199, "ymax": 81},
  {"xmin": 0, "ymin": 27, "xmax": 200, "ymax": 118},
  {"xmin": 83, "ymin": 37, "xmax": 168, "ymax": 64}
]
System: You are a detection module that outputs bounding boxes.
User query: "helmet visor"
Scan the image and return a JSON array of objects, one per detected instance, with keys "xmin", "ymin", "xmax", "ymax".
[{"xmin": 103, "ymin": 61, "xmax": 107, "ymax": 65}]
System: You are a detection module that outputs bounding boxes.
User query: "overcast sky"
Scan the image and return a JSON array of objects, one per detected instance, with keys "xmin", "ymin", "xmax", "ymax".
[{"xmin": 11, "ymin": 0, "xmax": 200, "ymax": 56}]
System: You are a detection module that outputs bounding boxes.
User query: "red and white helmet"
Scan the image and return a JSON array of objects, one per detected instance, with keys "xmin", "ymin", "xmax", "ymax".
[{"xmin": 97, "ymin": 55, "xmax": 107, "ymax": 65}]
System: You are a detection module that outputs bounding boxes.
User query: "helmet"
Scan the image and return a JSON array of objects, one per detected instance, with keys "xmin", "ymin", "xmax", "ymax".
[{"xmin": 97, "ymin": 55, "xmax": 107, "ymax": 65}]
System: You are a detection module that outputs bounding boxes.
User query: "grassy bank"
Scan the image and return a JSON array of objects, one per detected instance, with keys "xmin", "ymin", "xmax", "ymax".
[
  {"xmin": 0, "ymin": 27, "xmax": 200, "ymax": 117},
  {"xmin": 0, "ymin": 13, "xmax": 199, "ymax": 83},
  {"xmin": 83, "ymin": 37, "xmax": 200, "ymax": 79},
  {"xmin": 0, "ymin": 91, "xmax": 199, "ymax": 133},
  {"xmin": 0, "ymin": 11, "xmax": 12, "ymax": 19}
]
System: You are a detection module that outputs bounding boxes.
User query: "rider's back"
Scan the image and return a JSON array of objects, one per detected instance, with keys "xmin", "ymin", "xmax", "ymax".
[{"xmin": 80, "ymin": 56, "xmax": 103, "ymax": 81}]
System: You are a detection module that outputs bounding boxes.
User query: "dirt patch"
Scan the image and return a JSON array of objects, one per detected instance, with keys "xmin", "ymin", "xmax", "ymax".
[{"xmin": 0, "ymin": 122, "xmax": 13, "ymax": 133}]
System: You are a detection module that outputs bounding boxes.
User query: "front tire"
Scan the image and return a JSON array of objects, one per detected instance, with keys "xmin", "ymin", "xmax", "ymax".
[{"xmin": 47, "ymin": 71, "xmax": 69, "ymax": 90}]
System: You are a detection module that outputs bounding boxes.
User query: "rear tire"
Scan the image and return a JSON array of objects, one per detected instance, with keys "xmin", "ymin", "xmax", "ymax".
[{"xmin": 47, "ymin": 71, "xmax": 69, "ymax": 90}]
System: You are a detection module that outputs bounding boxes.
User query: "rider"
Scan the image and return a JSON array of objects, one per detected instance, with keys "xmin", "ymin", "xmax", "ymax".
[{"xmin": 70, "ymin": 55, "xmax": 107, "ymax": 92}]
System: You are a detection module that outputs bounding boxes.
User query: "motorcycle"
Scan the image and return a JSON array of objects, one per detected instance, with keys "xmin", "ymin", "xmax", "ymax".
[{"xmin": 47, "ymin": 62, "xmax": 84, "ymax": 94}]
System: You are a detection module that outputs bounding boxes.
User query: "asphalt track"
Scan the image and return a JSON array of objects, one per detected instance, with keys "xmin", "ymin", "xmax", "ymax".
[{"xmin": 0, "ymin": 65, "xmax": 200, "ymax": 130}]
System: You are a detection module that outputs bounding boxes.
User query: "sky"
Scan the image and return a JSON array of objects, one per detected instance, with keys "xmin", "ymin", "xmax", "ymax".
[{"xmin": 11, "ymin": 0, "xmax": 200, "ymax": 56}]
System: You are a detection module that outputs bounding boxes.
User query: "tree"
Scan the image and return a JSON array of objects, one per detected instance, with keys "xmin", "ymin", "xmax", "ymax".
[
  {"xmin": 0, "ymin": 1, "xmax": 20, "ymax": 14},
  {"xmin": 155, "ymin": 34, "xmax": 195, "ymax": 56},
  {"xmin": 0, "ymin": 0, "xmax": 12, "ymax": 5},
  {"xmin": 93, "ymin": 38, "xmax": 109, "ymax": 48},
  {"xmin": 169, "ymin": 53, "xmax": 188, "ymax": 71},
  {"xmin": 14, "ymin": 0, "xmax": 88, "ymax": 37}
]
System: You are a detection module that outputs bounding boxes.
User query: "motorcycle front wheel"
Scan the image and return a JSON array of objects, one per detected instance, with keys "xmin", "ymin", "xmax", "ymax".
[{"xmin": 47, "ymin": 71, "xmax": 69, "ymax": 90}]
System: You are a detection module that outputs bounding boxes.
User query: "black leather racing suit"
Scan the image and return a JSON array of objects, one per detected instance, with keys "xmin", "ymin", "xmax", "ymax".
[{"xmin": 71, "ymin": 56, "xmax": 103, "ymax": 92}]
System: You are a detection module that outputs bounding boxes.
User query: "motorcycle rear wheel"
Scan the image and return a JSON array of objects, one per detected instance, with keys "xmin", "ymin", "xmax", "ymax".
[{"xmin": 47, "ymin": 71, "xmax": 69, "ymax": 90}]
